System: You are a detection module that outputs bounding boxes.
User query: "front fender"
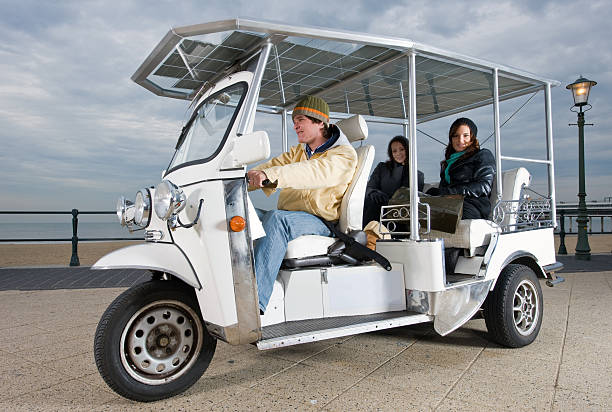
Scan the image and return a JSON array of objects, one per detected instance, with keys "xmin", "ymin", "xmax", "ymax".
[{"xmin": 92, "ymin": 243, "xmax": 200, "ymax": 289}]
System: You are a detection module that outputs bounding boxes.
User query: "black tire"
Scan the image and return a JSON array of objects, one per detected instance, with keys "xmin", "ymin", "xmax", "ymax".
[
  {"xmin": 94, "ymin": 280, "xmax": 216, "ymax": 402},
  {"xmin": 483, "ymin": 264, "xmax": 543, "ymax": 348}
]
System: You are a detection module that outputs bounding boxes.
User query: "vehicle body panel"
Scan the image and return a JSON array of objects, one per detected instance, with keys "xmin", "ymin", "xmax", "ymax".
[{"xmin": 93, "ymin": 243, "xmax": 199, "ymax": 289}]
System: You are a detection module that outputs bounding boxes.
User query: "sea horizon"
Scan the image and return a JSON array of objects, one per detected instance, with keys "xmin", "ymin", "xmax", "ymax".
[{"xmin": 0, "ymin": 221, "xmax": 142, "ymax": 243}]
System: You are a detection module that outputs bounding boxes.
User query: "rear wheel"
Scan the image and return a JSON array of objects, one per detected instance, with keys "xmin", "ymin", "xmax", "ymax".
[
  {"xmin": 484, "ymin": 264, "xmax": 543, "ymax": 348},
  {"xmin": 94, "ymin": 280, "xmax": 216, "ymax": 401}
]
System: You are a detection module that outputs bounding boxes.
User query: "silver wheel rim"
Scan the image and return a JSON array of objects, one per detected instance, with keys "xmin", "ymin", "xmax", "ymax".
[
  {"xmin": 513, "ymin": 279, "xmax": 540, "ymax": 336},
  {"xmin": 119, "ymin": 300, "xmax": 203, "ymax": 385}
]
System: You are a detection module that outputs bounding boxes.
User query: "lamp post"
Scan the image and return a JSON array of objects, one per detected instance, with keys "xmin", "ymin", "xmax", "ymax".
[{"xmin": 566, "ymin": 76, "xmax": 597, "ymax": 260}]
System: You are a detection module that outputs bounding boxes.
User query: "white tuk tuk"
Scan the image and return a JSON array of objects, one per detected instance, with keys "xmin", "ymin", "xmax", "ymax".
[{"xmin": 93, "ymin": 18, "xmax": 564, "ymax": 401}]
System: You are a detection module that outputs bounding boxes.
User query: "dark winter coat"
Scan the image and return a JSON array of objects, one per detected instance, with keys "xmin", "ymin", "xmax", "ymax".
[
  {"xmin": 362, "ymin": 161, "xmax": 424, "ymax": 226},
  {"xmin": 437, "ymin": 148, "xmax": 496, "ymax": 219}
]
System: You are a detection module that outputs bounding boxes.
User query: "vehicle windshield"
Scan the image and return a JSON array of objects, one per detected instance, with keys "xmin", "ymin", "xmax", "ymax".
[{"xmin": 168, "ymin": 82, "xmax": 247, "ymax": 171}]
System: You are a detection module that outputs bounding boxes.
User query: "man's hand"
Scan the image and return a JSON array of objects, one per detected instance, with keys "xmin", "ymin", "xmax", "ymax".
[{"xmin": 247, "ymin": 170, "xmax": 269, "ymax": 188}]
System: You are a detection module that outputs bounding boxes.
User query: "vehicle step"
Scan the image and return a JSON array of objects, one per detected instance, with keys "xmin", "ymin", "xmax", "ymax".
[
  {"xmin": 444, "ymin": 276, "xmax": 488, "ymax": 290},
  {"xmin": 257, "ymin": 311, "xmax": 432, "ymax": 350}
]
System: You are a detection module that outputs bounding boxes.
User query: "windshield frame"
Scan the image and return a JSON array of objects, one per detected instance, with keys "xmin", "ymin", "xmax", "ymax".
[{"xmin": 165, "ymin": 81, "xmax": 249, "ymax": 175}]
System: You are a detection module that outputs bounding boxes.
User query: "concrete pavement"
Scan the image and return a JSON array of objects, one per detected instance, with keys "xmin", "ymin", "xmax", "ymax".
[{"xmin": 0, "ymin": 255, "xmax": 610, "ymax": 411}]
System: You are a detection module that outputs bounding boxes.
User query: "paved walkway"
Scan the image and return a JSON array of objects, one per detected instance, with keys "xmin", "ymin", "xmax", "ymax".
[{"xmin": 0, "ymin": 255, "xmax": 610, "ymax": 411}]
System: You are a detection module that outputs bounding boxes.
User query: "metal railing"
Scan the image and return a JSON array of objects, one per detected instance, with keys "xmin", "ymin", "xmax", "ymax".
[
  {"xmin": 556, "ymin": 204, "xmax": 612, "ymax": 254},
  {"xmin": 0, "ymin": 210, "xmax": 137, "ymax": 266}
]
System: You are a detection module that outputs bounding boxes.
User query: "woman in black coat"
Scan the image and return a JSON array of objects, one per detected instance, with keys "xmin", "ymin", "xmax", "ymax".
[
  {"xmin": 362, "ymin": 136, "xmax": 424, "ymax": 226},
  {"xmin": 430, "ymin": 118, "xmax": 495, "ymax": 220}
]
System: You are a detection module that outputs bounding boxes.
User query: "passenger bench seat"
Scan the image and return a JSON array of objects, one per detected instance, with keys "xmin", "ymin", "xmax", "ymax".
[{"xmin": 420, "ymin": 167, "xmax": 531, "ymax": 255}]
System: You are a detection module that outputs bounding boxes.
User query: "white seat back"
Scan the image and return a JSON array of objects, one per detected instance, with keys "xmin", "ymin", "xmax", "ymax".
[
  {"xmin": 339, "ymin": 145, "xmax": 375, "ymax": 231},
  {"xmin": 336, "ymin": 115, "xmax": 374, "ymax": 232},
  {"xmin": 489, "ymin": 167, "xmax": 531, "ymax": 228}
]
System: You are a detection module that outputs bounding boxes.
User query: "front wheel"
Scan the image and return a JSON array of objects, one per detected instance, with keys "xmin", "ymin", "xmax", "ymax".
[
  {"xmin": 484, "ymin": 264, "xmax": 543, "ymax": 348},
  {"xmin": 94, "ymin": 280, "xmax": 216, "ymax": 402}
]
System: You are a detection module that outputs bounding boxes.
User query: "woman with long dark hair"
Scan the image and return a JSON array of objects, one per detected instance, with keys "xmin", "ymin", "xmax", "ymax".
[
  {"xmin": 362, "ymin": 135, "xmax": 424, "ymax": 226},
  {"xmin": 431, "ymin": 117, "xmax": 496, "ymax": 219}
]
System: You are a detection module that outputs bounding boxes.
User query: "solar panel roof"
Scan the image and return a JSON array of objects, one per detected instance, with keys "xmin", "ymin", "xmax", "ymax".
[{"xmin": 133, "ymin": 18, "xmax": 559, "ymax": 122}]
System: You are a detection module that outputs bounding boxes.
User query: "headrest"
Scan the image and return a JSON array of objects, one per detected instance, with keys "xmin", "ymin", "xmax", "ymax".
[{"xmin": 335, "ymin": 115, "xmax": 368, "ymax": 142}]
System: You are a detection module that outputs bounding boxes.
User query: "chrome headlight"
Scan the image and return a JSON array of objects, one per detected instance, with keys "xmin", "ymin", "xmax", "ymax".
[
  {"xmin": 154, "ymin": 180, "xmax": 186, "ymax": 220},
  {"xmin": 116, "ymin": 196, "xmax": 135, "ymax": 227},
  {"xmin": 134, "ymin": 189, "xmax": 152, "ymax": 228}
]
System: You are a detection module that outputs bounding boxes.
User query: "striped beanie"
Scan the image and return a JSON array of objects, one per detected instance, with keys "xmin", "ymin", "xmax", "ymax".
[{"xmin": 292, "ymin": 96, "xmax": 330, "ymax": 125}]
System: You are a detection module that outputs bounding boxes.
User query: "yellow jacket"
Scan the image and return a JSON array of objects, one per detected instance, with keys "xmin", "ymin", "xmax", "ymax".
[{"xmin": 252, "ymin": 130, "xmax": 357, "ymax": 221}]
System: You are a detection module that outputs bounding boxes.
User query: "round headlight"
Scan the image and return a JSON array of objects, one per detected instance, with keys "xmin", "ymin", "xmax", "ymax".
[
  {"xmin": 134, "ymin": 189, "xmax": 151, "ymax": 227},
  {"xmin": 116, "ymin": 196, "xmax": 135, "ymax": 226},
  {"xmin": 154, "ymin": 181, "xmax": 172, "ymax": 220},
  {"xmin": 154, "ymin": 180, "xmax": 186, "ymax": 220}
]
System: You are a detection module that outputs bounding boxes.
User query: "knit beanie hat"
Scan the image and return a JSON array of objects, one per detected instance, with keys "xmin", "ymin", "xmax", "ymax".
[{"xmin": 292, "ymin": 96, "xmax": 330, "ymax": 125}]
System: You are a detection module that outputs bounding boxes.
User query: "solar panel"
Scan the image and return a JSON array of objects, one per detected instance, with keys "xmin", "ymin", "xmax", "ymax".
[{"xmin": 134, "ymin": 19, "xmax": 557, "ymax": 121}]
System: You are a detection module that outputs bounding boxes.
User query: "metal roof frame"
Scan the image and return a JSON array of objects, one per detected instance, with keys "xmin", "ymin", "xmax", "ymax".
[{"xmin": 132, "ymin": 18, "xmax": 560, "ymax": 107}]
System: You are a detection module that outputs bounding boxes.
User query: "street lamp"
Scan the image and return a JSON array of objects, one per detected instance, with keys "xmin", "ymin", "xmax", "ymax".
[{"xmin": 566, "ymin": 75, "xmax": 597, "ymax": 260}]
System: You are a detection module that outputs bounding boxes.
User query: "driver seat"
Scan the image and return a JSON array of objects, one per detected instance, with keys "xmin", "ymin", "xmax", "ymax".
[{"xmin": 282, "ymin": 114, "xmax": 374, "ymax": 265}]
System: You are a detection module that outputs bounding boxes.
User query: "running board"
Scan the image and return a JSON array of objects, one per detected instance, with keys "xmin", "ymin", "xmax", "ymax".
[{"xmin": 256, "ymin": 311, "xmax": 433, "ymax": 350}]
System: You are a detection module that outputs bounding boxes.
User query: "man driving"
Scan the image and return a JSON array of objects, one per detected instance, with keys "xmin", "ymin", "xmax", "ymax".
[{"xmin": 247, "ymin": 96, "xmax": 357, "ymax": 313}]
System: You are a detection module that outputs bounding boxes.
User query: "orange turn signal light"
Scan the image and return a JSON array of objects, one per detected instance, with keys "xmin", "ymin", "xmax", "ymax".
[{"xmin": 229, "ymin": 216, "xmax": 246, "ymax": 232}]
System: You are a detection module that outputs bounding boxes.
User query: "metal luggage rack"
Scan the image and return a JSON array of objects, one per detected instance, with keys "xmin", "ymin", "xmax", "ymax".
[
  {"xmin": 492, "ymin": 187, "xmax": 554, "ymax": 232},
  {"xmin": 379, "ymin": 202, "xmax": 431, "ymax": 237}
]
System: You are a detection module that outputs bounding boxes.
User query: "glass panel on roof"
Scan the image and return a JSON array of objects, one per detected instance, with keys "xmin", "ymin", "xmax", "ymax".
[
  {"xmin": 258, "ymin": 36, "xmax": 404, "ymax": 110},
  {"xmin": 139, "ymin": 24, "xmax": 542, "ymax": 120},
  {"xmin": 146, "ymin": 30, "xmax": 265, "ymax": 96}
]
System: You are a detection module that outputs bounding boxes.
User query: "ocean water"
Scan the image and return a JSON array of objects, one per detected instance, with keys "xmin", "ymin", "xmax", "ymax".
[{"xmin": 0, "ymin": 221, "xmax": 141, "ymax": 242}]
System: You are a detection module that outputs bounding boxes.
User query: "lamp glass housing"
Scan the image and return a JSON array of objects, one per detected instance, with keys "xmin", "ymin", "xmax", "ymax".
[{"xmin": 566, "ymin": 76, "xmax": 597, "ymax": 107}]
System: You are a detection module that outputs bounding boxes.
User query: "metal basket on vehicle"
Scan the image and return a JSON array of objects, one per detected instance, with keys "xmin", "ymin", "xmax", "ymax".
[
  {"xmin": 492, "ymin": 187, "xmax": 553, "ymax": 232},
  {"xmin": 379, "ymin": 202, "xmax": 431, "ymax": 237}
]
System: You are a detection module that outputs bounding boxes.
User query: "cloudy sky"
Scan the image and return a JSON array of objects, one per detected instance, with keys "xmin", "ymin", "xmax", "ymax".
[{"xmin": 1, "ymin": 0, "xmax": 610, "ymax": 213}]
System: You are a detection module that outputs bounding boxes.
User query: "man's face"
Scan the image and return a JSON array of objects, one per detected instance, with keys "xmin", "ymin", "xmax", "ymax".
[{"xmin": 293, "ymin": 115, "xmax": 324, "ymax": 145}]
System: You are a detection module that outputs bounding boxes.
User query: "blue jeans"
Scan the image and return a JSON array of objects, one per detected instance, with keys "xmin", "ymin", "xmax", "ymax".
[{"xmin": 254, "ymin": 209, "xmax": 331, "ymax": 312}]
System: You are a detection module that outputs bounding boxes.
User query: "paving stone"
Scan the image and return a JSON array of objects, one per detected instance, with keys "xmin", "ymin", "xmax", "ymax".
[
  {"xmin": 335, "ymin": 327, "xmax": 426, "ymax": 358},
  {"xmin": 324, "ymin": 377, "xmax": 436, "ymax": 411},
  {"xmin": 557, "ymin": 357, "xmax": 612, "ymax": 396},
  {"xmin": 0, "ymin": 349, "xmax": 38, "ymax": 374},
  {"xmin": 552, "ymin": 387, "xmax": 611, "ymax": 411},
  {"xmin": 368, "ymin": 355, "xmax": 466, "ymax": 400},
  {"xmin": 299, "ymin": 340, "xmax": 399, "ymax": 377},
  {"xmin": 445, "ymin": 352, "xmax": 557, "ymax": 410},
  {"xmin": 396, "ymin": 337, "xmax": 484, "ymax": 370},
  {"xmin": 0, "ymin": 362, "xmax": 73, "ymax": 400},
  {"xmin": 47, "ymin": 352, "xmax": 98, "ymax": 379},
  {"xmin": 0, "ymin": 379, "xmax": 118, "ymax": 411},
  {"xmin": 13, "ymin": 337, "xmax": 91, "ymax": 364},
  {"xmin": 78, "ymin": 372, "xmax": 121, "ymax": 396},
  {"xmin": 434, "ymin": 396, "xmax": 511, "ymax": 411},
  {"xmin": 214, "ymin": 364, "xmax": 361, "ymax": 411},
  {"xmin": 0, "ymin": 323, "xmax": 47, "ymax": 341},
  {"xmin": 202, "ymin": 350, "xmax": 296, "ymax": 389}
]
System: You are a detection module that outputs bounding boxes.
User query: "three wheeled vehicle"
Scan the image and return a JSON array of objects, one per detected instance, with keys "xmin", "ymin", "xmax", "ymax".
[{"xmin": 93, "ymin": 18, "xmax": 564, "ymax": 401}]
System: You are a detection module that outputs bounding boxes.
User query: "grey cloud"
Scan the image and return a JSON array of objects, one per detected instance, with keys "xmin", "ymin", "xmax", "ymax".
[{"xmin": 1, "ymin": 0, "xmax": 611, "ymax": 212}]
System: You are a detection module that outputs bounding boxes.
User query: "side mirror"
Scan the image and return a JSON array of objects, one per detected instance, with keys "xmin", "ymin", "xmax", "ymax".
[{"xmin": 226, "ymin": 131, "xmax": 270, "ymax": 167}]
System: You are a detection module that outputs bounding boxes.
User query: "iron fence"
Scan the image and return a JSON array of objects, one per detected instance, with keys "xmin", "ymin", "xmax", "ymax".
[
  {"xmin": 2, "ymin": 204, "xmax": 611, "ymax": 265},
  {"xmin": 555, "ymin": 205, "xmax": 612, "ymax": 254},
  {"xmin": 0, "ymin": 210, "xmax": 137, "ymax": 266}
]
